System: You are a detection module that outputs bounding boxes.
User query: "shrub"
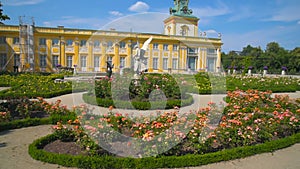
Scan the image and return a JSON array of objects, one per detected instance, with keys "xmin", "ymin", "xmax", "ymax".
[{"xmin": 82, "ymin": 93, "xmax": 193, "ymax": 110}]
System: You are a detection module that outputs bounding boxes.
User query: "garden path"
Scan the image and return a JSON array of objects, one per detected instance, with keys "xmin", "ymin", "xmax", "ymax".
[
  {"xmin": 1, "ymin": 125, "xmax": 299, "ymax": 169},
  {"xmin": 0, "ymin": 91, "xmax": 299, "ymax": 169},
  {"xmin": 44, "ymin": 92, "xmax": 228, "ymax": 116},
  {"xmin": 0, "ymin": 125, "xmax": 77, "ymax": 169}
]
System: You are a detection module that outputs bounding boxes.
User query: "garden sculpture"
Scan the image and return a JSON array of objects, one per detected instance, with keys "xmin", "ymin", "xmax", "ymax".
[
  {"xmin": 106, "ymin": 61, "xmax": 114, "ymax": 78},
  {"xmin": 133, "ymin": 36, "xmax": 153, "ymax": 78}
]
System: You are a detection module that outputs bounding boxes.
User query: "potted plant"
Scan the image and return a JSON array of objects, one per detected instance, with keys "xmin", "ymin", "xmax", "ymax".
[
  {"xmin": 281, "ymin": 66, "xmax": 287, "ymax": 75},
  {"xmin": 227, "ymin": 66, "xmax": 232, "ymax": 75},
  {"xmin": 233, "ymin": 66, "xmax": 238, "ymax": 74},
  {"xmin": 248, "ymin": 66, "xmax": 253, "ymax": 76},
  {"xmin": 263, "ymin": 66, "xmax": 268, "ymax": 76}
]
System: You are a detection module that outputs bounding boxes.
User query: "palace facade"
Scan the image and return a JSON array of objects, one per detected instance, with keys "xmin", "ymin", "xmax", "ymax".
[{"xmin": 0, "ymin": 1, "xmax": 222, "ymax": 74}]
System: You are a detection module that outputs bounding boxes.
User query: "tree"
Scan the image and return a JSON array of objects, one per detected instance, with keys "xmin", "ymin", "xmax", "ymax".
[
  {"xmin": 265, "ymin": 42, "xmax": 289, "ymax": 73},
  {"xmin": 0, "ymin": 2, "xmax": 10, "ymax": 24},
  {"xmin": 288, "ymin": 47, "xmax": 300, "ymax": 74}
]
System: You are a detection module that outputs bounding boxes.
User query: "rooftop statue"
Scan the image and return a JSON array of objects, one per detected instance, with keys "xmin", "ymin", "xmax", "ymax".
[{"xmin": 170, "ymin": 0, "xmax": 195, "ymax": 17}]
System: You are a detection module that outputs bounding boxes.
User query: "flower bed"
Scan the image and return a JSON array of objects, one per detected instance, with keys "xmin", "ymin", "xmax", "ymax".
[
  {"xmin": 0, "ymin": 97, "xmax": 76, "ymax": 131},
  {"xmin": 183, "ymin": 73, "xmax": 300, "ymax": 94},
  {"xmin": 226, "ymin": 75, "xmax": 300, "ymax": 92},
  {"xmin": 28, "ymin": 89, "xmax": 300, "ymax": 168},
  {"xmin": 29, "ymin": 132, "xmax": 300, "ymax": 169},
  {"xmin": 0, "ymin": 73, "xmax": 88, "ymax": 99}
]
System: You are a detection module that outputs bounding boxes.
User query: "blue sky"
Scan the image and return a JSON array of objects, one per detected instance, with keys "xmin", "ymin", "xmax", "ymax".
[{"xmin": 2, "ymin": 0, "xmax": 300, "ymax": 53}]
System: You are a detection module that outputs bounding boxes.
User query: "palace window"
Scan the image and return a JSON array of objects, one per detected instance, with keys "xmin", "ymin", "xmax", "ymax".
[
  {"xmin": 67, "ymin": 55, "xmax": 73, "ymax": 67},
  {"xmin": 107, "ymin": 56, "xmax": 113, "ymax": 65},
  {"xmin": 163, "ymin": 58, "xmax": 168, "ymax": 70},
  {"xmin": 153, "ymin": 43, "xmax": 159, "ymax": 50},
  {"xmin": 66, "ymin": 39, "xmax": 73, "ymax": 46},
  {"xmin": 172, "ymin": 58, "xmax": 178, "ymax": 69},
  {"xmin": 120, "ymin": 57, "xmax": 125, "ymax": 68},
  {"xmin": 52, "ymin": 39, "xmax": 59, "ymax": 46},
  {"xmin": 0, "ymin": 54, "xmax": 7, "ymax": 68},
  {"xmin": 188, "ymin": 48, "xmax": 197, "ymax": 54},
  {"xmin": 207, "ymin": 48, "xmax": 216, "ymax": 54},
  {"xmin": 80, "ymin": 40, "xmax": 87, "ymax": 47},
  {"xmin": 163, "ymin": 44, "xmax": 169, "ymax": 51},
  {"xmin": 13, "ymin": 37, "xmax": 20, "ymax": 44},
  {"xmin": 173, "ymin": 44, "xmax": 178, "ymax": 51},
  {"xmin": 40, "ymin": 55, "xmax": 47, "ymax": 68},
  {"xmin": 94, "ymin": 56, "xmax": 100, "ymax": 68},
  {"xmin": 180, "ymin": 25, "xmax": 189, "ymax": 36},
  {"xmin": 39, "ymin": 38, "xmax": 46, "ymax": 46},
  {"xmin": 0, "ymin": 36, "xmax": 6, "ymax": 44},
  {"xmin": 119, "ymin": 42, "xmax": 126, "ymax": 48},
  {"xmin": 153, "ymin": 58, "xmax": 158, "ymax": 70},
  {"xmin": 94, "ymin": 40, "xmax": 100, "ymax": 48},
  {"xmin": 52, "ymin": 55, "xmax": 59, "ymax": 67},
  {"xmin": 80, "ymin": 56, "xmax": 87, "ymax": 68},
  {"xmin": 107, "ymin": 41, "xmax": 113, "ymax": 48}
]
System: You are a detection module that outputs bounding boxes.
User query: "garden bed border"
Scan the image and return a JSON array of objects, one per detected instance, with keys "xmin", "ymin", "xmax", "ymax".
[{"xmin": 28, "ymin": 132, "xmax": 300, "ymax": 169}]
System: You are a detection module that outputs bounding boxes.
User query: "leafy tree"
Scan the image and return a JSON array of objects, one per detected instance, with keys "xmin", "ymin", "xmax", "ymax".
[
  {"xmin": 265, "ymin": 42, "xmax": 289, "ymax": 73},
  {"xmin": 288, "ymin": 47, "xmax": 300, "ymax": 74},
  {"xmin": 221, "ymin": 42, "xmax": 299, "ymax": 75},
  {"xmin": 0, "ymin": 2, "xmax": 10, "ymax": 24}
]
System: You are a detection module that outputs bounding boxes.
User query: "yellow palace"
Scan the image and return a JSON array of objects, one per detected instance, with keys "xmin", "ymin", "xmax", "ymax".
[{"xmin": 0, "ymin": 1, "xmax": 222, "ymax": 74}]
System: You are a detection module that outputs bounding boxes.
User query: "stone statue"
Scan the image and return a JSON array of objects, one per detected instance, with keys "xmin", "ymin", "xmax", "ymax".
[
  {"xmin": 133, "ymin": 36, "xmax": 153, "ymax": 78},
  {"xmin": 170, "ymin": 0, "xmax": 193, "ymax": 16},
  {"xmin": 106, "ymin": 61, "xmax": 114, "ymax": 78}
]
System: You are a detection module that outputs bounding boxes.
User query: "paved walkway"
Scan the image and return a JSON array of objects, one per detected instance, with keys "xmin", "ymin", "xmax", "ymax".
[{"xmin": 0, "ymin": 91, "xmax": 299, "ymax": 169}]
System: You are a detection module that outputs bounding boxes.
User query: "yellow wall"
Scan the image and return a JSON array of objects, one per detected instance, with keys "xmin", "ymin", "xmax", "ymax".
[{"xmin": 0, "ymin": 25, "xmax": 222, "ymax": 73}]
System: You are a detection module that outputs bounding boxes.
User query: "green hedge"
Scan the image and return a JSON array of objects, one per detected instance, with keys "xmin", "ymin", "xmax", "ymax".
[
  {"xmin": 0, "ymin": 113, "xmax": 76, "ymax": 132},
  {"xmin": 28, "ymin": 132, "xmax": 300, "ymax": 169},
  {"xmin": 82, "ymin": 93, "xmax": 194, "ymax": 110},
  {"xmin": 0, "ymin": 88, "xmax": 87, "ymax": 99}
]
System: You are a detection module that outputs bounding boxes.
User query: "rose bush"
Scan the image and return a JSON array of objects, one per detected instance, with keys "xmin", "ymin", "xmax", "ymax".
[
  {"xmin": 87, "ymin": 73, "xmax": 192, "ymax": 110},
  {"xmin": 65, "ymin": 89, "xmax": 300, "ymax": 156}
]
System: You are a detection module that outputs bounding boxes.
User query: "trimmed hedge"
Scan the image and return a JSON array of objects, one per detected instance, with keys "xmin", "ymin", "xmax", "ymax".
[
  {"xmin": 29, "ymin": 132, "xmax": 300, "ymax": 169},
  {"xmin": 0, "ymin": 113, "xmax": 77, "ymax": 132},
  {"xmin": 82, "ymin": 93, "xmax": 194, "ymax": 110},
  {"xmin": 0, "ymin": 88, "xmax": 86, "ymax": 99}
]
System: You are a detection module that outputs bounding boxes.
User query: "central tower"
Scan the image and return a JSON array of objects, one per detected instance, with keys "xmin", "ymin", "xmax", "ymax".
[{"xmin": 164, "ymin": 0, "xmax": 199, "ymax": 37}]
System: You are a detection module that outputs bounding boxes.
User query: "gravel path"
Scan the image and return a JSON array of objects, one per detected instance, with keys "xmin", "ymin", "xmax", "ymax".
[
  {"xmin": 1, "ymin": 125, "xmax": 299, "ymax": 169},
  {"xmin": 0, "ymin": 125, "xmax": 76, "ymax": 169},
  {"xmin": 0, "ymin": 91, "xmax": 299, "ymax": 169}
]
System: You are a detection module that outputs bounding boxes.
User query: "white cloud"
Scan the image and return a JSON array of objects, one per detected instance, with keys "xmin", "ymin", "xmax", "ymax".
[
  {"xmin": 128, "ymin": 1, "xmax": 150, "ymax": 13},
  {"xmin": 109, "ymin": 11, "xmax": 123, "ymax": 17},
  {"xmin": 3, "ymin": 0, "xmax": 44, "ymax": 6}
]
